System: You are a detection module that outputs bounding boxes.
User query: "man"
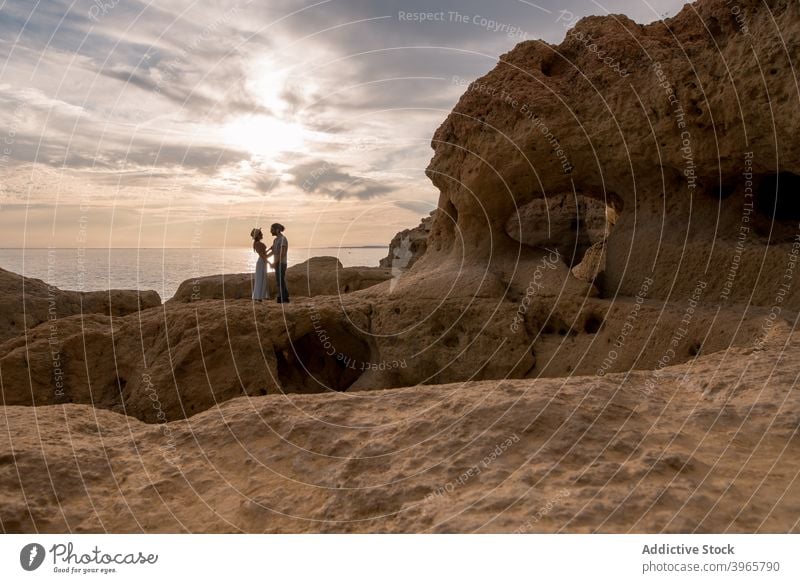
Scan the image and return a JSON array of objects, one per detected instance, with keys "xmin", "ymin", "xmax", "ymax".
[{"xmin": 268, "ymin": 223, "xmax": 290, "ymax": 303}]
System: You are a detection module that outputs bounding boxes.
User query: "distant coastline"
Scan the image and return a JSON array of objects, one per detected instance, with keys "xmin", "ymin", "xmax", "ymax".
[{"xmin": 0, "ymin": 245, "xmax": 390, "ymax": 250}]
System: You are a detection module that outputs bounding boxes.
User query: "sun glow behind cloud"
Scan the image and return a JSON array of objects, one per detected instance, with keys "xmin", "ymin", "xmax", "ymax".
[
  {"xmin": 221, "ymin": 55, "xmax": 328, "ymax": 182},
  {"xmin": 222, "ymin": 114, "xmax": 306, "ymax": 160}
]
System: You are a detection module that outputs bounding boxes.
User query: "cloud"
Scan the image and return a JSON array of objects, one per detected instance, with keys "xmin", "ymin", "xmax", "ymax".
[
  {"xmin": 286, "ymin": 159, "xmax": 396, "ymax": 200},
  {"xmin": 97, "ymin": 62, "xmax": 271, "ymax": 120},
  {"xmin": 394, "ymin": 200, "xmax": 437, "ymax": 215},
  {"xmin": 0, "ymin": 0, "xmax": 687, "ymax": 247},
  {"xmin": 2, "ymin": 128, "xmax": 251, "ymax": 174},
  {"xmin": 249, "ymin": 169, "xmax": 283, "ymax": 194}
]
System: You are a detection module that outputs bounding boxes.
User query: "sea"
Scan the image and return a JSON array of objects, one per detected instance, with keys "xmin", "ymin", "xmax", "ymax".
[{"xmin": 0, "ymin": 247, "xmax": 388, "ymax": 301}]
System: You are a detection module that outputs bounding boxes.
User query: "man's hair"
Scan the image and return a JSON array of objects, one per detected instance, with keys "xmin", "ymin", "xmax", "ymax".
[{"xmin": 271, "ymin": 223, "xmax": 285, "ymax": 233}]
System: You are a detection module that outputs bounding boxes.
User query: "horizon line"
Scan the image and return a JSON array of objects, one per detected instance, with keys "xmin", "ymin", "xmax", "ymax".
[{"xmin": 0, "ymin": 245, "xmax": 390, "ymax": 250}]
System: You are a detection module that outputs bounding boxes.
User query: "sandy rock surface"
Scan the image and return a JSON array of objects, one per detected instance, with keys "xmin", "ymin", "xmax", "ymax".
[
  {"xmin": 1, "ymin": 324, "xmax": 797, "ymax": 533},
  {"xmin": 424, "ymin": 0, "xmax": 800, "ymax": 307}
]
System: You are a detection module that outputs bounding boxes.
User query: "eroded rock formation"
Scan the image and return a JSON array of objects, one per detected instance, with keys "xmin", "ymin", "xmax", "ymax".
[
  {"xmin": 0, "ymin": 291, "xmax": 540, "ymax": 420},
  {"xmin": 424, "ymin": 0, "xmax": 800, "ymax": 308},
  {"xmin": 504, "ymin": 194, "xmax": 611, "ymax": 263},
  {"xmin": 0, "ymin": 267, "xmax": 160, "ymax": 344},
  {"xmin": 380, "ymin": 211, "xmax": 436, "ymax": 269}
]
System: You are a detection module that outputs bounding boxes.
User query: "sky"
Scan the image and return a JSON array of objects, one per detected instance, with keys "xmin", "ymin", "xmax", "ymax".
[{"xmin": 0, "ymin": 0, "xmax": 686, "ymax": 248}]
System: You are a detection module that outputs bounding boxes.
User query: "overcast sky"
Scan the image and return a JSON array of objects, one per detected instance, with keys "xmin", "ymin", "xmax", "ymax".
[{"xmin": 0, "ymin": 0, "xmax": 685, "ymax": 248}]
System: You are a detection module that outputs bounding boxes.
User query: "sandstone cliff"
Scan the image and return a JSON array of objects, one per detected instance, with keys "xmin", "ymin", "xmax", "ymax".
[
  {"xmin": 380, "ymin": 211, "xmax": 435, "ymax": 269},
  {"xmin": 423, "ymin": 0, "xmax": 800, "ymax": 308}
]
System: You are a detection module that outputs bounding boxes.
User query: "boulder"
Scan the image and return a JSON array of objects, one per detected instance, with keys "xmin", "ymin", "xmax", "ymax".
[
  {"xmin": 0, "ymin": 267, "xmax": 160, "ymax": 344},
  {"xmin": 170, "ymin": 256, "xmax": 393, "ymax": 302},
  {"xmin": 570, "ymin": 241, "xmax": 607, "ymax": 282}
]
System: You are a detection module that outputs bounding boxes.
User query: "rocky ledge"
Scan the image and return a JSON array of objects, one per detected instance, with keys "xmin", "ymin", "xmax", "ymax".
[
  {"xmin": 0, "ymin": 266, "xmax": 160, "ymax": 344},
  {"xmin": 170, "ymin": 256, "xmax": 393, "ymax": 302}
]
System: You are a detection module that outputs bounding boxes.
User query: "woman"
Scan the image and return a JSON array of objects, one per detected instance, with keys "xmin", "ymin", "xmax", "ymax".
[{"xmin": 250, "ymin": 227, "xmax": 271, "ymax": 302}]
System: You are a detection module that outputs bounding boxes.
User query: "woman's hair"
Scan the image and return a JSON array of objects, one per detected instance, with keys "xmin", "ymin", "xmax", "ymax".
[
  {"xmin": 250, "ymin": 227, "xmax": 263, "ymax": 241},
  {"xmin": 271, "ymin": 223, "xmax": 285, "ymax": 233}
]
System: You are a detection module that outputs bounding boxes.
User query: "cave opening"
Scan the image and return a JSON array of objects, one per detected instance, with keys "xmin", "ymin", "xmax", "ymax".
[
  {"xmin": 541, "ymin": 57, "xmax": 554, "ymax": 77},
  {"xmin": 584, "ymin": 314, "xmax": 604, "ymax": 334},
  {"xmin": 442, "ymin": 199, "xmax": 458, "ymax": 231},
  {"xmin": 756, "ymin": 172, "xmax": 800, "ymax": 222},
  {"xmin": 505, "ymin": 191, "xmax": 621, "ymax": 270},
  {"xmin": 275, "ymin": 322, "xmax": 371, "ymax": 394},
  {"xmin": 431, "ymin": 198, "xmax": 459, "ymax": 253}
]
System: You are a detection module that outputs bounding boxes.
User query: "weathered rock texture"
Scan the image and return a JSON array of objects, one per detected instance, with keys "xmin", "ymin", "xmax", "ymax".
[
  {"xmin": 2, "ymin": 322, "xmax": 798, "ymax": 533},
  {"xmin": 0, "ymin": 267, "xmax": 160, "ymax": 344},
  {"xmin": 170, "ymin": 257, "xmax": 393, "ymax": 302},
  {"xmin": 0, "ymin": 293, "xmax": 537, "ymax": 421},
  {"xmin": 424, "ymin": 0, "xmax": 800, "ymax": 308},
  {"xmin": 0, "ymin": 278, "xmax": 776, "ymax": 422},
  {"xmin": 380, "ymin": 211, "xmax": 435, "ymax": 269}
]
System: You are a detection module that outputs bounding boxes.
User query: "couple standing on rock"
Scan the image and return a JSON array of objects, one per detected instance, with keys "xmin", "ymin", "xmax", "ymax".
[{"xmin": 251, "ymin": 223, "xmax": 290, "ymax": 303}]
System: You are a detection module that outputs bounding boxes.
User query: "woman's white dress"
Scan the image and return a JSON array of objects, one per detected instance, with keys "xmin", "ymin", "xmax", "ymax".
[{"xmin": 252, "ymin": 256, "xmax": 269, "ymax": 300}]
